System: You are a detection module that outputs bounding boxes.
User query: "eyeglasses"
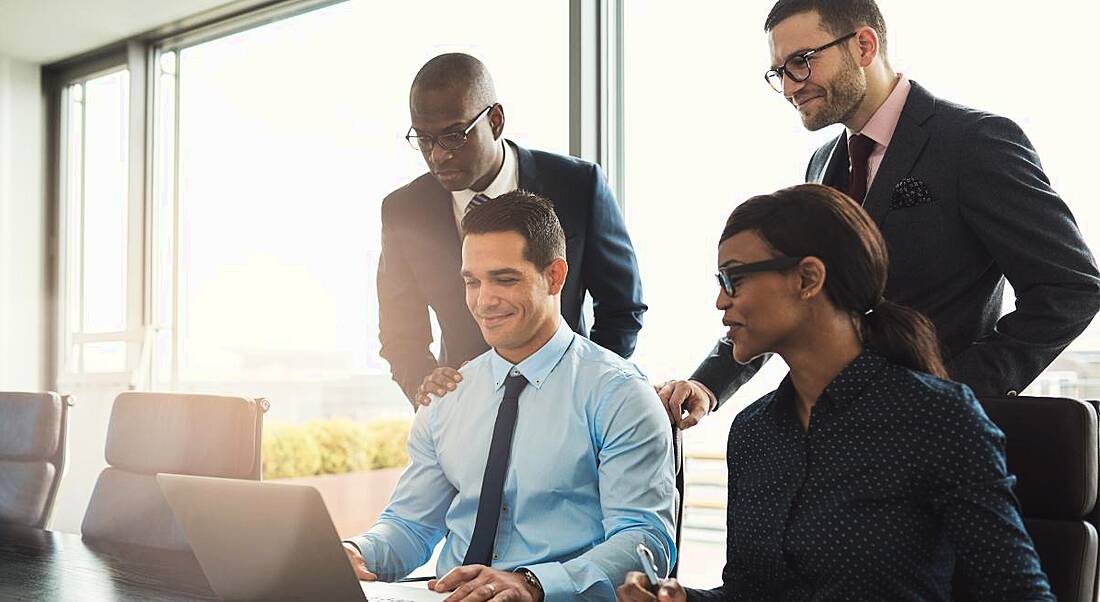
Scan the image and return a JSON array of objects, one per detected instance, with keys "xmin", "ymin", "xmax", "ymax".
[
  {"xmin": 765, "ymin": 32, "xmax": 856, "ymax": 93},
  {"xmin": 406, "ymin": 105, "xmax": 493, "ymax": 152},
  {"xmin": 715, "ymin": 256, "xmax": 804, "ymax": 297}
]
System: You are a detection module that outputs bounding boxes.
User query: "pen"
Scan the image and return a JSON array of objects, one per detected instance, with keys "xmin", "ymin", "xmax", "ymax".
[{"xmin": 635, "ymin": 543, "xmax": 661, "ymax": 594}]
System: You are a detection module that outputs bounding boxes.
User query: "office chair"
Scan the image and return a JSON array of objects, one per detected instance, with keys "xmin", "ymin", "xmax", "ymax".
[
  {"xmin": 81, "ymin": 391, "xmax": 268, "ymax": 550},
  {"xmin": 953, "ymin": 395, "xmax": 1099, "ymax": 602},
  {"xmin": 0, "ymin": 391, "xmax": 73, "ymax": 529}
]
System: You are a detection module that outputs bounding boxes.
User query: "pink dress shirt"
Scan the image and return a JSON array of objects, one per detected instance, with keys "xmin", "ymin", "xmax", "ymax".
[{"xmin": 848, "ymin": 74, "xmax": 912, "ymax": 192}]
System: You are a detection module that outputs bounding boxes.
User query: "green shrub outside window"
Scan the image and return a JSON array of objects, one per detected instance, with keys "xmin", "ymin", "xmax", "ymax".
[{"xmin": 262, "ymin": 417, "xmax": 412, "ymax": 479}]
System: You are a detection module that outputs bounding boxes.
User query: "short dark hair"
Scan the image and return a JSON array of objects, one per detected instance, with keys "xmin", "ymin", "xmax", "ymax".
[
  {"xmin": 461, "ymin": 190, "xmax": 566, "ymax": 270},
  {"xmin": 764, "ymin": 0, "xmax": 888, "ymax": 54},
  {"xmin": 720, "ymin": 184, "xmax": 945, "ymax": 378}
]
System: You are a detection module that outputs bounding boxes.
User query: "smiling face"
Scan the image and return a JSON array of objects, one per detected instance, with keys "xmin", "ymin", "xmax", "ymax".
[
  {"xmin": 767, "ymin": 10, "xmax": 867, "ymax": 131},
  {"xmin": 716, "ymin": 231, "xmax": 807, "ymax": 364},
  {"xmin": 409, "ymin": 85, "xmax": 504, "ymax": 191},
  {"xmin": 462, "ymin": 231, "xmax": 566, "ymax": 364}
]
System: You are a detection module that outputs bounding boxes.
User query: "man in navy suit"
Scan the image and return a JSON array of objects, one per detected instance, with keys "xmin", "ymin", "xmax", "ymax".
[
  {"xmin": 658, "ymin": 0, "xmax": 1100, "ymax": 427},
  {"xmin": 378, "ymin": 53, "xmax": 645, "ymax": 408}
]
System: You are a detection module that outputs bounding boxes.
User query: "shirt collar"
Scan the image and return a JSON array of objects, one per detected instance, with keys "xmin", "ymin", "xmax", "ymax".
[
  {"xmin": 769, "ymin": 348, "xmax": 888, "ymax": 425},
  {"xmin": 847, "ymin": 74, "xmax": 911, "ymax": 148},
  {"xmin": 453, "ymin": 140, "xmax": 518, "ymax": 212},
  {"xmin": 488, "ymin": 319, "xmax": 575, "ymax": 391}
]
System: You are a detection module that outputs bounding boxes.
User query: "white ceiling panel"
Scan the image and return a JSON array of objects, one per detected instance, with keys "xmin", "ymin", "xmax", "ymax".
[{"xmin": 0, "ymin": 0, "xmax": 239, "ymax": 64}]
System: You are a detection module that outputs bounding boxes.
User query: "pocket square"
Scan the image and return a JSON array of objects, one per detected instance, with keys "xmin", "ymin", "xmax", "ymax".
[{"xmin": 891, "ymin": 177, "xmax": 935, "ymax": 209}]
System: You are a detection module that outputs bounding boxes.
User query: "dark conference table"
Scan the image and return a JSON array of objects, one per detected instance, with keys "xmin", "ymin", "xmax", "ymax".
[{"xmin": 0, "ymin": 524, "xmax": 217, "ymax": 601}]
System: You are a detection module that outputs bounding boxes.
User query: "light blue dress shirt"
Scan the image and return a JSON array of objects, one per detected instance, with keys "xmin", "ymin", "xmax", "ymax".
[{"xmin": 349, "ymin": 320, "xmax": 676, "ymax": 601}]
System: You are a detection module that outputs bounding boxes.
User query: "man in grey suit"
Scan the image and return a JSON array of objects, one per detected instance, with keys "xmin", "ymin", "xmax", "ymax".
[{"xmin": 658, "ymin": 0, "xmax": 1100, "ymax": 427}]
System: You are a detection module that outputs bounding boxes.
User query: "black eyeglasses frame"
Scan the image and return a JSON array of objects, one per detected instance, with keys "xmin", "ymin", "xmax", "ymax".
[
  {"xmin": 715, "ymin": 256, "xmax": 805, "ymax": 297},
  {"xmin": 405, "ymin": 104, "xmax": 494, "ymax": 152},
  {"xmin": 765, "ymin": 32, "xmax": 857, "ymax": 93}
]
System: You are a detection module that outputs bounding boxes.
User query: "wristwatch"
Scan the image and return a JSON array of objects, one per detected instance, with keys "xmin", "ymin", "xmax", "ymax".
[{"xmin": 516, "ymin": 568, "xmax": 544, "ymax": 600}]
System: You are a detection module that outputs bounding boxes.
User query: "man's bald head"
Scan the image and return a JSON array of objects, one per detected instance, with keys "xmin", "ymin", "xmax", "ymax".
[
  {"xmin": 410, "ymin": 53, "xmax": 497, "ymax": 110},
  {"xmin": 407, "ymin": 53, "xmax": 506, "ymax": 193}
]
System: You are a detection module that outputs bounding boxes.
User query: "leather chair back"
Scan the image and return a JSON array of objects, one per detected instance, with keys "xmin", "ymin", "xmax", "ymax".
[
  {"xmin": 81, "ymin": 392, "xmax": 268, "ymax": 550},
  {"xmin": 0, "ymin": 392, "xmax": 72, "ymax": 528},
  {"xmin": 1081, "ymin": 399, "xmax": 1100, "ymax": 602},
  {"xmin": 965, "ymin": 395, "xmax": 1100, "ymax": 602}
]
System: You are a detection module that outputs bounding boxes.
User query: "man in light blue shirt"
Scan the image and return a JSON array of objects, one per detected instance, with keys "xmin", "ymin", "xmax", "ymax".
[{"xmin": 343, "ymin": 190, "xmax": 675, "ymax": 601}]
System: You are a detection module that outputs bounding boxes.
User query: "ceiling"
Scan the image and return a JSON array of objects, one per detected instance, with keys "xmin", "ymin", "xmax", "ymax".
[{"xmin": 0, "ymin": 0, "xmax": 241, "ymax": 64}]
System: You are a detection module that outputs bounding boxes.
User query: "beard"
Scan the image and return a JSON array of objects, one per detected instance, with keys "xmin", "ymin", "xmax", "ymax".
[{"xmin": 799, "ymin": 62, "xmax": 867, "ymax": 131}]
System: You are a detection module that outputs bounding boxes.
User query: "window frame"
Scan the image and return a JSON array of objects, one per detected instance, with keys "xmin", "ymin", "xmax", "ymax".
[{"xmin": 45, "ymin": 42, "xmax": 152, "ymax": 389}]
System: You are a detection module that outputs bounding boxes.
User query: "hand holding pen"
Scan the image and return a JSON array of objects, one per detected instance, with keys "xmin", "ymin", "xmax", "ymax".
[{"xmin": 615, "ymin": 544, "xmax": 687, "ymax": 602}]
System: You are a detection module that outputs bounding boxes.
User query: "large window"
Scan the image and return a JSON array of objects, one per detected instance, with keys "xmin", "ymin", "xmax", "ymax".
[
  {"xmin": 152, "ymin": 0, "xmax": 568, "ymax": 422},
  {"xmin": 623, "ymin": 0, "xmax": 1100, "ymax": 588}
]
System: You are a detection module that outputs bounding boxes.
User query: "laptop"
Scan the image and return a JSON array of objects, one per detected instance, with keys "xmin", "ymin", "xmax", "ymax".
[{"xmin": 157, "ymin": 473, "xmax": 448, "ymax": 602}]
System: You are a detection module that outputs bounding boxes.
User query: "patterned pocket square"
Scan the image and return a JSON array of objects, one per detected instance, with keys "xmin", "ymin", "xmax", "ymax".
[{"xmin": 891, "ymin": 177, "xmax": 935, "ymax": 210}]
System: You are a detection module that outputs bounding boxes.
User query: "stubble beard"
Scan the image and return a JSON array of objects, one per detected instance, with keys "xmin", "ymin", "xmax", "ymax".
[{"xmin": 801, "ymin": 64, "xmax": 867, "ymax": 131}]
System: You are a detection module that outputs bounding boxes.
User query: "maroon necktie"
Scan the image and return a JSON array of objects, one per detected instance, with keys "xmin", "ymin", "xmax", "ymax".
[{"xmin": 847, "ymin": 134, "xmax": 876, "ymax": 203}]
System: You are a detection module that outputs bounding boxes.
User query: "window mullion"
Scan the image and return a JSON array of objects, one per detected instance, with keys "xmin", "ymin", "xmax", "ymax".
[
  {"xmin": 125, "ymin": 42, "xmax": 149, "ymax": 387},
  {"xmin": 77, "ymin": 82, "xmax": 87, "ymax": 373}
]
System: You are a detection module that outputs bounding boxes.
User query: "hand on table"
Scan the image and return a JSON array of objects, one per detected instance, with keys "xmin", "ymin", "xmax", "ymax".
[{"xmin": 429, "ymin": 564, "xmax": 542, "ymax": 602}]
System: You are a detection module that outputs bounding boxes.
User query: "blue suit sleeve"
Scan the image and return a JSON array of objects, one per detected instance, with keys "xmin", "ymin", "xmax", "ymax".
[
  {"xmin": 377, "ymin": 197, "xmax": 441, "ymax": 406},
  {"xmin": 582, "ymin": 164, "xmax": 646, "ymax": 359}
]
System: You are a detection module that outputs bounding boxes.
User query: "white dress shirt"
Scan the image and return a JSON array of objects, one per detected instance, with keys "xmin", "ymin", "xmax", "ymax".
[{"xmin": 452, "ymin": 140, "xmax": 519, "ymax": 233}]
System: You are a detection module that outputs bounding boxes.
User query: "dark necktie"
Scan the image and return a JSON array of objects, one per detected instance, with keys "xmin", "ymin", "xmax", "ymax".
[
  {"xmin": 463, "ymin": 371, "xmax": 528, "ymax": 566},
  {"xmin": 846, "ymin": 133, "xmax": 876, "ymax": 203},
  {"xmin": 465, "ymin": 193, "xmax": 492, "ymax": 215}
]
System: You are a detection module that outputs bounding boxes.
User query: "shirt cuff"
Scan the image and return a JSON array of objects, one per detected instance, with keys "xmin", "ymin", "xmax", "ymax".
[
  {"xmin": 345, "ymin": 535, "xmax": 388, "ymax": 581},
  {"xmin": 342, "ymin": 539, "xmax": 363, "ymax": 555},
  {"xmin": 690, "ymin": 379, "xmax": 718, "ymax": 412},
  {"xmin": 521, "ymin": 562, "xmax": 573, "ymax": 602}
]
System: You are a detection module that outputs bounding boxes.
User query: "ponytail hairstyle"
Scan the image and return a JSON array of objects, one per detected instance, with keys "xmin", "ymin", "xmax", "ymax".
[{"xmin": 720, "ymin": 184, "xmax": 946, "ymax": 378}]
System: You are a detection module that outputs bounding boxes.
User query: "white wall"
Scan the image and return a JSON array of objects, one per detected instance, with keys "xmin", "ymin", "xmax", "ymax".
[{"xmin": 0, "ymin": 52, "xmax": 47, "ymax": 391}]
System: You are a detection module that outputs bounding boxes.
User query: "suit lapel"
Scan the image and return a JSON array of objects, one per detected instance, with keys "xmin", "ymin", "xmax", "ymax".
[
  {"xmin": 862, "ymin": 81, "xmax": 935, "ymax": 224},
  {"xmin": 513, "ymin": 140, "xmax": 540, "ymax": 194},
  {"xmin": 816, "ymin": 133, "xmax": 848, "ymax": 189}
]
